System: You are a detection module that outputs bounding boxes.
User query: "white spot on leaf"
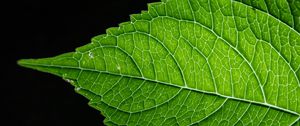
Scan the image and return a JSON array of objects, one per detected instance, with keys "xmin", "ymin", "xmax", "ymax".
[
  {"xmin": 117, "ymin": 65, "xmax": 121, "ymax": 70},
  {"xmin": 75, "ymin": 87, "xmax": 81, "ymax": 91},
  {"xmin": 65, "ymin": 79, "xmax": 74, "ymax": 83},
  {"xmin": 89, "ymin": 52, "xmax": 94, "ymax": 58}
]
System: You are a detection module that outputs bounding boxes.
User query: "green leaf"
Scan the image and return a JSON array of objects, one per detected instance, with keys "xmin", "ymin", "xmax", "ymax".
[
  {"xmin": 236, "ymin": 0, "xmax": 300, "ymax": 32},
  {"xmin": 18, "ymin": 0, "xmax": 300, "ymax": 125}
]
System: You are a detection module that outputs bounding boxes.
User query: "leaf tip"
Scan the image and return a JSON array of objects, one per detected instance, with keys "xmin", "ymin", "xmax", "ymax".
[
  {"xmin": 17, "ymin": 58, "xmax": 56, "ymax": 74},
  {"xmin": 17, "ymin": 59, "xmax": 37, "ymax": 69}
]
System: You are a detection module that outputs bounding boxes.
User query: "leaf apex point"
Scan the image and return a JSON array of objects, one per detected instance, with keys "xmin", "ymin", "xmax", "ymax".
[
  {"xmin": 17, "ymin": 59, "xmax": 41, "ymax": 70},
  {"xmin": 17, "ymin": 59, "xmax": 33, "ymax": 66}
]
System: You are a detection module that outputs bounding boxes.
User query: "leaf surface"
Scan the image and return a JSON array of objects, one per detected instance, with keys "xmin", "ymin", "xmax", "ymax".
[{"xmin": 18, "ymin": 0, "xmax": 300, "ymax": 125}]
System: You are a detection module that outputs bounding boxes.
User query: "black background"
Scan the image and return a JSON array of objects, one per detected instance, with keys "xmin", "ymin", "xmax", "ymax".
[{"xmin": 3, "ymin": 0, "xmax": 159, "ymax": 125}]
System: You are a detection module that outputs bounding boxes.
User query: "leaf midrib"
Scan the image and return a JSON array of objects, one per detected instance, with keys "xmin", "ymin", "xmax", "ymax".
[{"xmin": 19, "ymin": 62, "xmax": 300, "ymax": 116}]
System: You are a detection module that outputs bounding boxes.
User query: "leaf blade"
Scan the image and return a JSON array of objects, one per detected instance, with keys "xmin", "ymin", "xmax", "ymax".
[{"xmin": 19, "ymin": 0, "xmax": 300, "ymax": 125}]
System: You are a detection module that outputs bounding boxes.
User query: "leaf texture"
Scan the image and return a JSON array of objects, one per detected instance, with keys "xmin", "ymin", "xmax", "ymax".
[{"xmin": 18, "ymin": 0, "xmax": 300, "ymax": 125}]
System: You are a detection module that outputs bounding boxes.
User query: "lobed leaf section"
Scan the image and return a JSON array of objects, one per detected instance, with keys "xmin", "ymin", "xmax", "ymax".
[{"xmin": 18, "ymin": 0, "xmax": 300, "ymax": 125}]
